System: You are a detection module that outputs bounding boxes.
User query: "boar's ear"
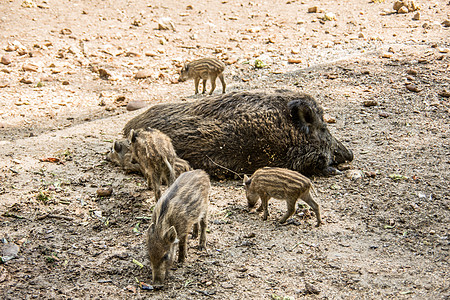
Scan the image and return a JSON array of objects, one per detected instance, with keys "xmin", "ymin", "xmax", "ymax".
[
  {"xmin": 243, "ymin": 175, "xmax": 249, "ymax": 185},
  {"xmin": 164, "ymin": 226, "xmax": 177, "ymax": 244},
  {"xmin": 113, "ymin": 140, "xmax": 122, "ymax": 152},
  {"xmin": 288, "ymin": 100, "xmax": 315, "ymax": 135}
]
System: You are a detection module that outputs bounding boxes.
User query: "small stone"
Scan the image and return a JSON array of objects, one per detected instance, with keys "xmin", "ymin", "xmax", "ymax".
[
  {"xmin": 405, "ymin": 84, "xmax": 420, "ymax": 93},
  {"xmin": 412, "ymin": 12, "xmax": 420, "ymax": 20},
  {"xmin": 1, "ymin": 55, "xmax": 11, "ymax": 65},
  {"xmin": 388, "ymin": 46, "xmax": 395, "ymax": 53},
  {"xmin": 438, "ymin": 48, "xmax": 449, "ymax": 53},
  {"xmin": 145, "ymin": 51, "xmax": 158, "ymax": 57},
  {"xmin": 134, "ymin": 70, "xmax": 153, "ymax": 79},
  {"xmin": 126, "ymin": 101, "xmax": 147, "ymax": 111},
  {"xmin": 358, "ymin": 32, "xmax": 365, "ymax": 39},
  {"xmin": 438, "ymin": 90, "xmax": 450, "ymax": 98},
  {"xmin": 345, "ymin": 169, "xmax": 364, "ymax": 180},
  {"xmin": 288, "ymin": 58, "xmax": 302, "ymax": 64},
  {"xmin": 393, "ymin": 1, "xmax": 404, "ymax": 11},
  {"xmin": 157, "ymin": 17, "xmax": 175, "ymax": 31},
  {"xmin": 308, "ymin": 6, "xmax": 319, "ymax": 13},
  {"xmin": 305, "ymin": 282, "xmax": 320, "ymax": 295},
  {"xmin": 20, "ymin": 77, "xmax": 33, "ymax": 84},
  {"xmin": 381, "ymin": 53, "xmax": 392, "ymax": 58},
  {"xmin": 97, "ymin": 187, "xmax": 113, "ymax": 197},
  {"xmin": 290, "ymin": 48, "xmax": 300, "ymax": 54},
  {"xmin": 406, "ymin": 69, "xmax": 418, "ymax": 76},
  {"xmin": 323, "ymin": 114, "xmax": 336, "ymax": 123},
  {"xmin": 442, "ymin": 20, "xmax": 450, "ymax": 27},
  {"xmin": 406, "ymin": 75, "xmax": 414, "ymax": 81},
  {"xmin": 98, "ymin": 68, "xmax": 112, "ymax": 79},
  {"xmin": 363, "ymin": 100, "xmax": 378, "ymax": 107},
  {"xmin": 379, "ymin": 112, "xmax": 389, "ymax": 118},
  {"xmin": 322, "ymin": 12, "xmax": 336, "ymax": 21},
  {"xmin": 62, "ymin": 81, "xmax": 69, "ymax": 85},
  {"xmin": 397, "ymin": 6, "xmax": 408, "ymax": 14},
  {"xmin": 21, "ymin": 0, "xmax": 37, "ymax": 8},
  {"xmin": 365, "ymin": 171, "xmax": 377, "ymax": 178},
  {"xmin": 22, "ymin": 63, "xmax": 40, "ymax": 72}
]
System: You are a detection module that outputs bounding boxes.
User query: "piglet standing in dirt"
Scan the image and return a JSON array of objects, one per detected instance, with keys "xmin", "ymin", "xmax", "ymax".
[
  {"xmin": 106, "ymin": 138, "xmax": 192, "ymax": 178},
  {"xmin": 147, "ymin": 169, "xmax": 210, "ymax": 286},
  {"xmin": 178, "ymin": 57, "xmax": 226, "ymax": 95},
  {"xmin": 243, "ymin": 167, "xmax": 322, "ymax": 226},
  {"xmin": 128, "ymin": 128, "xmax": 176, "ymax": 201}
]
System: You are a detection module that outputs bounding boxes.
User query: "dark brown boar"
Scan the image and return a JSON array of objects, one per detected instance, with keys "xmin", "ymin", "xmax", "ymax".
[
  {"xmin": 243, "ymin": 167, "xmax": 322, "ymax": 226},
  {"xmin": 123, "ymin": 89, "xmax": 353, "ymax": 178},
  {"xmin": 106, "ymin": 139, "xmax": 192, "ymax": 178},
  {"xmin": 178, "ymin": 58, "xmax": 226, "ymax": 95},
  {"xmin": 128, "ymin": 128, "xmax": 176, "ymax": 200},
  {"xmin": 147, "ymin": 169, "xmax": 210, "ymax": 285},
  {"xmin": 106, "ymin": 139, "xmax": 141, "ymax": 173}
]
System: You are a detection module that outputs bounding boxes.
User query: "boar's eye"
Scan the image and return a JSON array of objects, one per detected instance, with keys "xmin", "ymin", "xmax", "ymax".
[{"xmin": 162, "ymin": 253, "xmax": 170, "ymax": 261}]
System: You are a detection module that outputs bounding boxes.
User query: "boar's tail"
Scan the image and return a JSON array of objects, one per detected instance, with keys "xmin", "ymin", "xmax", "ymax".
[{"xmin": 164, "ymin": 157, "xmax": 176, "ymax": 186}]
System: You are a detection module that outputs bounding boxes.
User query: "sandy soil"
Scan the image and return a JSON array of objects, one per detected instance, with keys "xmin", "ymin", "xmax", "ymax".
[{"xmin": 1, "ymin": 0, "xmax": 449, "ymax": 299}]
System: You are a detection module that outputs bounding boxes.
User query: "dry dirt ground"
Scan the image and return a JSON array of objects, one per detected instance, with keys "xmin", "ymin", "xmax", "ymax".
[{"xmin": 1, "ymin": 0, "xmax": 449, "ymax": 299}]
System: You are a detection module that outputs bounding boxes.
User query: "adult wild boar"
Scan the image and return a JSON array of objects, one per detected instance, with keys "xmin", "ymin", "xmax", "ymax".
[{"xmin": 123, "ymin": 89, "xmax": 353, "ymax": 177}]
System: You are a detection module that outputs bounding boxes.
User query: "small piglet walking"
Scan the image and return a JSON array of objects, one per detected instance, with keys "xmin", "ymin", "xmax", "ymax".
[
  {"xmin": 243, "ymin": 167, "xmax": 322, "ymax": 226},
  {"xmin": 147, "ymin": 169, "xmax": 210, "ymax": 286}
]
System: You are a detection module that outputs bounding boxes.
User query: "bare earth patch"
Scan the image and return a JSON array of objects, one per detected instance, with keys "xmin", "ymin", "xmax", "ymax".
[{"xmin": 1, "ymin": 0, "xmax": 449, "ymax": 299}]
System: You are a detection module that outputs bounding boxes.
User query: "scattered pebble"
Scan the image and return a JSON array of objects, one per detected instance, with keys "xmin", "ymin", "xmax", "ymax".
[
  {"xmin": 405, "ymin": 84, "xmax": 420, "ymax": 92},
  {"xmin": 288, "ymin": 58, "xmax": 302, "ymax": 64},
  {"xmin": 308, "ymin": 6, "xmax": 319, "ymax": 13},
  {"xmin": 126, "ymin": 101, "xmax": 147, "ymax": 111},
  {"xmin": 406, "ymin": 69, "xmax": 417, "ymax": 76},
  {"xmin": 381, "ymin": 53, "xmax": 392, "ymax": 58},
  {"xmin": 323, "ymin": 114, "xmax": 336, "ymax": 123},
  {"xmin": 412, "ymin": 12, "xmax": 420, "ymax": 21},
  {"xmin": 397, "ymin": 6, "xmax": 408, "ymax": 14},
  {"xmin": 305, "ymin": 282, "xmax": 320, "ymax": 295},
  {"xmin": 322, "ymin": 12, "xmax": 336, "ymax": 21},
  {"xmin": 442, "ymin": 20, "xmax": 450, "ymax": 27},
  {"xmin": 438, "ymin": 48, "xmax": 449, "ymax": 54},
  {"xmin": 438, "ymin": 90, "xmax": 450, "ymax": 98},
  {"xmin": 157, "ymin": 17, "xmax": 175, "ymax": 31},
  {"xmin": 145, "ymin": 51, "xmax": 158, "ymax": 57},
  {"xmin": 345, "ymin": 169, "xmax": 364, "ymax": 180},
  {"xmin": 363, "ymin": 100, "xmax": 378, "ymax": 107},
  {"xmin": 22, "ymin": 63, "xmax": 40, "ymax": 72},
  {"xmin": 1, "ymin": 55, "xmax": 11, "ymax": 65},
  {"xmin": 60, "ymin": 28, "xmax": 72, "ymax": 35},
  {"xmin": 97, "ymin": 187, "xmax": 113, "ymax": 197},
  {"xmin": 365, "ymin": 171, "xmax": 377, "ymax": 178},
  {"xmin": 134, "ymin": 70, "xmax": 153, "ymax": 79}
]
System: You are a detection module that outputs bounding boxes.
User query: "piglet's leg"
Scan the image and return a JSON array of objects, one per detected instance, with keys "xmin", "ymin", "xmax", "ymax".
[{"xmin": 280, "ymin": 199, "xmax": 296, "ymax": 224}]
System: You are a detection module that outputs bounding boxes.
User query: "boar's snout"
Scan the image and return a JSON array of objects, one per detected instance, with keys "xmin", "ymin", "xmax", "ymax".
[{"xmin": 331, "ymin": 138, "xmax": 353, "ymax": 165}]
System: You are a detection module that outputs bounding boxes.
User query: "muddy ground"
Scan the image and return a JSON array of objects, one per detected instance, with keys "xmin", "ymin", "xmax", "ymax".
[{"xmin": 1, "ymin": 0, "xmax": 449, "ymax": 299}]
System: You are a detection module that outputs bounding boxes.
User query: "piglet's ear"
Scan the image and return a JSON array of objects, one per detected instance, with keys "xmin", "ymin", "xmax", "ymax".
[
  {"xmin": 113, "ymin": 140, "xmax": 122, "ymax": 152},
  {"xmin": 243, "ymin": 175, "xmax": 251, "ymax": 186},
  {"xmin": 165, "ymin": 226, "xmax": 177, "ymax": 244},
  {"xmin": 288, "ymin": 100, "xmax": 315, "ymax": 135},
  {"xmin": 149, "ymin": 223, "xmax": 155, "ymax": 233},
  {"xmin": 130, "ymin": 129, "xmax": 138, "ymax": 143}
]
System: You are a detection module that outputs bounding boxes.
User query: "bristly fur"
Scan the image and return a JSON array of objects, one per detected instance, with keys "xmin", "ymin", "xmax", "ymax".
[{"xmin": 124, "ymin": 89, "xmax": 353, "ymax": 178}]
